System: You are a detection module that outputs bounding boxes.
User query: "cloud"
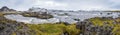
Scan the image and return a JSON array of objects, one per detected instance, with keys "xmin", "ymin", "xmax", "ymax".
[
  {"xmin": 0, "ymin": 0, "xmax": 34, "ymax": 11},
  {"xmin": 34, "ymin": 0, "xmax": 68, "ymax": 10},
  {"xmin": 34, "ymin": 0, "xmax": 114, "ymax": 10},
  {"xmin": 0, "ymin": 0, "xmax": 120, "ymax": 11}
]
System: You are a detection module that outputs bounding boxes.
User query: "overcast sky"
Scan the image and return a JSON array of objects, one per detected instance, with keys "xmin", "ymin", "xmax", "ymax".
[{"xmin": 0, "ymin": 0, "xmax": 120, "ymax": 11}]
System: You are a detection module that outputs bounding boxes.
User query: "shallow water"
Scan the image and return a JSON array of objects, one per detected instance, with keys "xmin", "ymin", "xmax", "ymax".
[{"xmin": 4, "ymin": 11, "xmax": 120, "ymax": 24}]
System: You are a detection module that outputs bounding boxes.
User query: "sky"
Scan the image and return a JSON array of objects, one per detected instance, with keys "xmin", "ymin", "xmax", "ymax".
[{"xmin": 0, "ymin": 0, "xmax": 120, "ymax": 11}]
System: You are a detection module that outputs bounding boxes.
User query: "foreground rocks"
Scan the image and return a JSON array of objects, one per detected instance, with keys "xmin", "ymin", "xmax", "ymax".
[
  {"xmin": 0, "ymin": 17, "xmax": 31, "ymax": 35},
  {"xmin": 0, "ymin": 16, "xmax": 120, "ymax": 35},
  {"xmin": 76, "ymin": 21, "xmax": 113, "ymax": 35},
  {"xmin": 76, "ymin": 17, "xmax": 120, "ymax": 35}
]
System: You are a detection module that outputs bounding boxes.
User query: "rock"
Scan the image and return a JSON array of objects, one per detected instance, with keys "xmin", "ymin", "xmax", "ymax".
[
  {"xmin": 0, "ymin": 6, "xmax": 9, "ymax": 11},
  {"xmin": 28, "ymin": 7, "xmax": 47, "ymax": 12},
  {"xmin": 22, "ymin": 12, "xmax": 54, "ymax": 19},
  {"xmin": 107, "ymin": 13, "xmax": 112, "ymax": 15},
  {"xmin": 76, "ymin": 20, "xmax": 113, "ymax": 35},
  {"xmin": 0, "ymin": 22, "xmax": 22, "ymax": 35}
]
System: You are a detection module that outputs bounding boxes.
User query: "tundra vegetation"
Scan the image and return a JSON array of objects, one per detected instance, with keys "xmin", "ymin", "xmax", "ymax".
[{"xmin": 0, "ymin": 12, "xmax": 120, "ymax": 35}]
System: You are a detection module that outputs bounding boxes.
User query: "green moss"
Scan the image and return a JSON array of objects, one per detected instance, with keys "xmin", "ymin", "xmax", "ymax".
[
  {"xmin": 26, "ymin": 23, "xmax": 80, "ymax": 35},
  {"xmin": 66, "ymin": 24, "xmax": 80, "ymax": 35},
  {"xmin": 11, "ymin": 32, "xmax": 16, "ymax": 35},
  {"xmin": 27, "ymin": 23, "xmax": 66, "ymax": 35},
  {"xmin": 0, "ymin": 12, "xmax": 5, "ymax": 17},
  {"xmin": 89, "ymin": 17, "xmax": 120, "ymax": 35},
  {"xmin": 112, "ymin": 24, "xmax": 120, "ymax": 35},
  {"xmin": 89, "ymin": 17, "xmax": 113, "ymax": 26},
  {"xmin": 17, "ymin": 26, "xmax": 23, "ymax": 30}
]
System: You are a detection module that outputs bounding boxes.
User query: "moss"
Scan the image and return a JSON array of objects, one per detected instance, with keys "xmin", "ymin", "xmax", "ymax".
[
  {"xmin": 0, "ymin": 17, "xmax": 17, "ymax": 24},
  {"xmin": 17, "ymin": 26, "xmax": 23, "ymax": 30},
  {"xmin": 89, "ymin": 17, "xmax": 120, "ymax": 35},
  {"xmin": 110, "ymin": 10, "xmax": 120, "ymax": 12},
  {"xmin": 66, "ymin": 24, "xmax": 80, "ymax": 35},
  {"xmin": 112, "ymin": 24, "xmax": 120, "ymax": 35},
  {"xmin": 27, "ymin": 23, "xmax": 66, "ymax": 35},
  {"xmin": 0, "ymin": 12, "xmax": 5, "ymax": 17},
  {"xmin": 11, "ymin": 32, "xmax": 16, "ymax": 35},
  {"xmin": 26, "ymin": 23, "xmax": 80, "ymax": 35},
  {"xmin": 21, "ymin": 12, "xmax": 53, "ymax": 19},
  {"xmin": 89, "ymin": 17, "xmax": 113, "ymax": 26}
]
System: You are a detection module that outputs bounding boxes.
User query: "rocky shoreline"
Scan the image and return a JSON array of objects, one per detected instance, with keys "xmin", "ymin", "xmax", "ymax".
[
  {"xmin": 0, "ymin": 16, "xmax": 120, "ymax": 35},
  {"xmin": 0, "ymin": 6, "xmax": 120, "ymax": 35}
]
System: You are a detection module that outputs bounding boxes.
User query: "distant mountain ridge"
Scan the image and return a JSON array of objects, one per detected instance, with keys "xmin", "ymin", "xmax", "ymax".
[{"xmin": 0, "ymin": 6, "xmax": 16, "ymax": 12}]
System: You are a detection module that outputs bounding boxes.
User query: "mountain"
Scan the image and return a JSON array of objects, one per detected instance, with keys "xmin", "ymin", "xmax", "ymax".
[{"xmin": 0, "ymin": 6, "xmax": 16, "ymax": 12}]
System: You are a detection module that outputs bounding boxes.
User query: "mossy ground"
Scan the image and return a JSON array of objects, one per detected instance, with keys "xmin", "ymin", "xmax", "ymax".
[
  {"xmin": 89, "ymin": 17, "xmax": 113, "ymax": 26},
  {"xmin": 89, "ymin": 17, "xmax": 120, "ymax": 35},
  {"xmin": 0, "ymin": 12, "xmax": 120, "ymax": 35},
  {"xmin": 26, "ymin": 23, "xmax": 80, "ymax": 35},
  {"xmin": 0, "ymin": 12, "xmax": 80, "ymax": 35}
]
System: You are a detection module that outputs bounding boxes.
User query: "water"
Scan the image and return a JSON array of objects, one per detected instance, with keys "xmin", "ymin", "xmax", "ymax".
[{"xmin": 4, "ymin": 11, "xmax": 120, "ymax": 24}]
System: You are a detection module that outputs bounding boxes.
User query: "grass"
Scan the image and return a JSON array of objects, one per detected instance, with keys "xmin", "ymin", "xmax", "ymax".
[
  {"xmin": 26, "ymin": 23, "xmax": 80, "ymax": 35},
  {"xmin": 66, "ymin": 24, "xmax": 80, "ymax": 35},
  {"xmin": 89, "ymin": 17, "xmax": 113, "ymax": 26},
  {"xmin": 89, "ymin": 17, "xmax": 120, "ymax": 35},
  {"xmin": 0, "ymin": 12, "xmax": 5, "ymax": 17}
]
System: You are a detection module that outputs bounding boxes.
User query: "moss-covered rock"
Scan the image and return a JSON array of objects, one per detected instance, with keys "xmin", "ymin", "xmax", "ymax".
[{"xmin": 21, "ymin": 12, "xmax": 53, "ymax": 19}]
